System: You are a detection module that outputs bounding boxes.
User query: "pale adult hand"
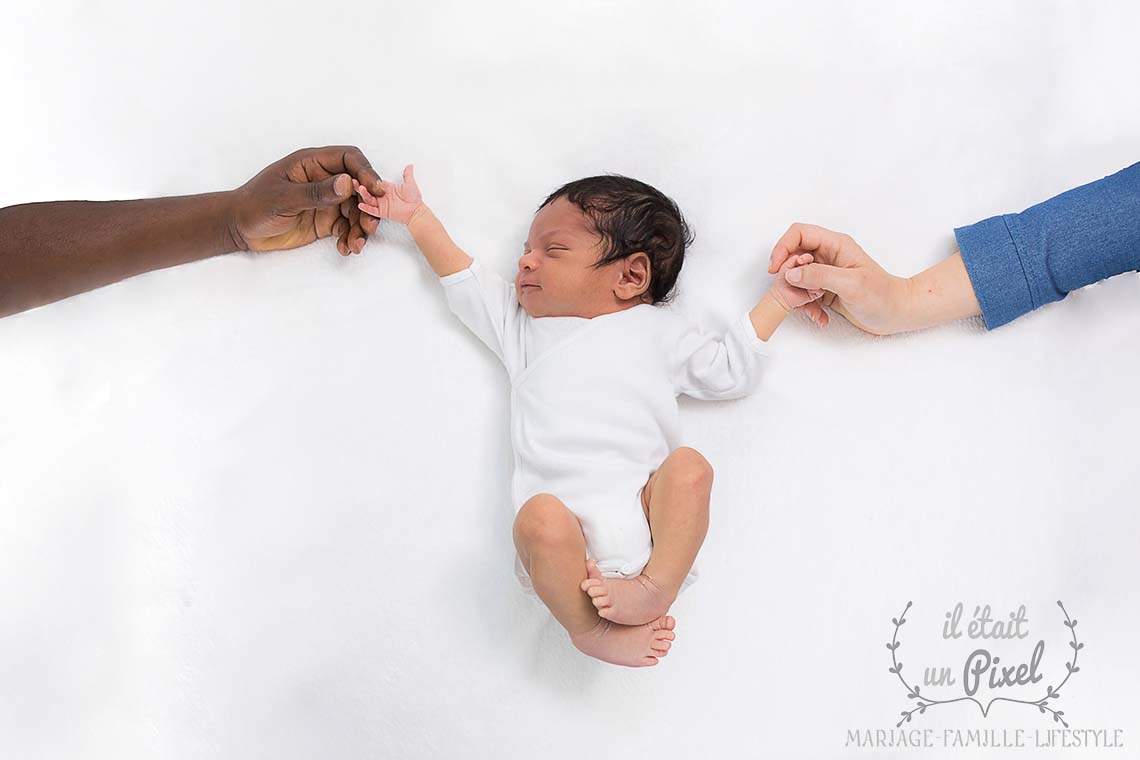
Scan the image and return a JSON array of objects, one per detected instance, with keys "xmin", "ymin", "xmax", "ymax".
[
  {"xmin": 768, "ymin": 223, "xmax": 981, "ymax": 335},
  {"xmin": 767, "ymin": 223, "xmax": 910, "ymax": 335}
]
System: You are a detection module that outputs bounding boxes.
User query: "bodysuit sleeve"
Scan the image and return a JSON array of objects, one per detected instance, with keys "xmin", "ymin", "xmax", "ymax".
[
  {"xmin": 437, "ymin": 259, "xmax": 524, "ymax": 376},
  {"xmin": 670, "ymin": 311, "xmax": 770, "ymax": 401}
]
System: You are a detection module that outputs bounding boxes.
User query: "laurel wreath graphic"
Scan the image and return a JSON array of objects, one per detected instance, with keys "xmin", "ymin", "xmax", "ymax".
[{"xmin": 888, "ymin": 600, "xmax": 1082, "ymax": 728}]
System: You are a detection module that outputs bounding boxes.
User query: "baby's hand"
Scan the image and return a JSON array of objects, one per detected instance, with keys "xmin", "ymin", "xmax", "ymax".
[
  {"xmin": 770, "ymin": 253, "xmax": 829, "ymax": 327},
  {"xmin": 355, "ymin": 164, "xmax": 424, "ymax": 225}
]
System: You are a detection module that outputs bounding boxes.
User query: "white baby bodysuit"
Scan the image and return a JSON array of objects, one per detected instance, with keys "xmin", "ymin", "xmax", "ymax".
[{"xmin": 439, "ymin": 259, "xmax": 770, "ymax": 595}]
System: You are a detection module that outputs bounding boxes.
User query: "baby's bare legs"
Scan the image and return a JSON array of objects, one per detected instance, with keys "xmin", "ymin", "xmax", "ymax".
[
  {"xmin": 580, "ymin": 447, "xmax": 712, "ymax": 625},
  {"xmin": 513, "ymin": 493, "xmax": 676, "ymax": 667}
]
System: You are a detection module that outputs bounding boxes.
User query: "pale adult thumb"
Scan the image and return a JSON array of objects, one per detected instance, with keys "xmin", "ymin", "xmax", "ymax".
[{"xmin": 785, "ymin": 262, "xmax": 860, "ymax": 295}]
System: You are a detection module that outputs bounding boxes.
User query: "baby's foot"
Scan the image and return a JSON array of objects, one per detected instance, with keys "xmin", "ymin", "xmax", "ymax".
[
  {"xmin": 580, "ymin": 559, "xmax": 676, "ymax": 626},
  {"xmin": 569, "ymin": 615, "xmax": 676, "ymax": 667}
]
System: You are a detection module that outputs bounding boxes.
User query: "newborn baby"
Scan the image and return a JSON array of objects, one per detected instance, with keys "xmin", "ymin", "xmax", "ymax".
[{"xmin": 356, "ymin": 167, "xmax": 821, "ymax": 667}]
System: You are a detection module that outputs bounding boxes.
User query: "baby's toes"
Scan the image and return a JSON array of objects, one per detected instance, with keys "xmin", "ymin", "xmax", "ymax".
[
  {"xmin": 582, "ymin": 583, "xmax": 609, "ymax": 601},
  {"xmin": 583, "ymin": 585, "xmax": 612, "ymax": 608}
]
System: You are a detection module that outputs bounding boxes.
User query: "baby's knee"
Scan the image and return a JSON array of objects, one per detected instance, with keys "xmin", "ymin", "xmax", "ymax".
[
  {"xmin": 513, "ymin": 493, "xmax": 576, "ymax": 549},
  {"xmin": 671, "ymin": 446, "xmax": 714, "ymax": 490}
]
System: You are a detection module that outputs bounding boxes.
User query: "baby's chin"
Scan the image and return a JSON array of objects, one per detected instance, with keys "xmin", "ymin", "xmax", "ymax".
[
  {"xmin": 520, "ymin": 301, "xmax": 548, "ymax": 317},
  {"xmin": 518, "ymin": 288, "xmax": 549, "ymax": 317},
  {"xmin": 519, "ymin": 300, "xmax": 569, "ymax": 319}
]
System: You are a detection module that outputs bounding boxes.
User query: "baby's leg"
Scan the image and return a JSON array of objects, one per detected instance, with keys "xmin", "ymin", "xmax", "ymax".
[
  {"xmin": 581, "ymin": 447, "xmax": 711, "ymax": 625},
  {"xmin": 513, "ymin": 493, "xmax": 676, "ymax": 667}
]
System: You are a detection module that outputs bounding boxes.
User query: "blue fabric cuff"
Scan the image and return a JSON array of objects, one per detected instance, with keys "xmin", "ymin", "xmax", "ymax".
[{"xmin": 954, "ymin": 215, "xmax": 1035, "ymax": 330}]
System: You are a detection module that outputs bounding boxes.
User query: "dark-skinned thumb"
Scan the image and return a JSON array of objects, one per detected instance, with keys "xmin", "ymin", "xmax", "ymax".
[{"xmin": 285, "ymin": 173, "xmax": 352, "ymax": 211}]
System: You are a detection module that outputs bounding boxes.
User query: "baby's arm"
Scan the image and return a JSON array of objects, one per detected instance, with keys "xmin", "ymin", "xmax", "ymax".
[
  {"xmin": 748, "ymin": 253, "xmax": 824, "ymax": 339},
  {"xmin": 354, "ymin": 165, "xmax": 472, "ymax": 277}
]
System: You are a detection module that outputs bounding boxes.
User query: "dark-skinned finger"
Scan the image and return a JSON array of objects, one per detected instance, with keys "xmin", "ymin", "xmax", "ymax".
[
  {"xmin": 282, "ymin": 172, "xmax": 352, "ymax": 213},
  {"xmin": 360, "ymin": 213, "xmax": 379, "ymax": 236},
  {"xmin": 302, "ymin": 145, "xmax": 386, "ymax": 197},
  {"xmin": 332, "ymin": 217, "xmax": 350, "ymax": 256},
  {"xmin": 347, "ymin": 204, "xmax": 366, "ymax": 254},
  {"xmin": 337, "ymin": 198, "xmax": 362, "ymax": 254},
  {"xmin": 340, "ymin": 146, "xmax": 385, "ymax": 196},
  {"xmin": 313, "ymin": 205, "xmax": 343, "ymax": 240},
  {"xmin": 337, "ymin": 197, "xmax": 357, "ymax": 253}
]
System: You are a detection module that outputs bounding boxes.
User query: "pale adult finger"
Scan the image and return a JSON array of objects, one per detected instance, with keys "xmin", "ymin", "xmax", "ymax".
[
  {"xmin": 768, "ymin": 223, "xmax": 849, "ymax": 274},
  {"xmin": 784, "ymin": 261, "xmax": 862, "ymax": 296}
]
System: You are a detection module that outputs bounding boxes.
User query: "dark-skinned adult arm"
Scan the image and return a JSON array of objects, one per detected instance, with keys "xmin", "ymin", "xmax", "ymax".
[{"xmin": 0, "ymin": 145, "xmax": 386, "ymax": 319}]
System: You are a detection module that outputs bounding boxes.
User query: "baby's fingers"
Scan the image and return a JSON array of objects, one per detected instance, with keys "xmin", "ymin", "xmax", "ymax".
[
  {"xmin": 361, "ymin": 178, "xmax": 399, "ymax": 205},
  {"xmin": 354, "ymin": 180, "xmax": 381, "ymax": 206},
  {"xmin": 780, "ymin": 252, "xmax": 815, "ymax": 271},
  {"xmin": 352, "ymin": 177, "xmax": 386, "ymax": 199},
  {"xmin": 357, "ymin": 201, "xmax": 384, "ymax": 217}
]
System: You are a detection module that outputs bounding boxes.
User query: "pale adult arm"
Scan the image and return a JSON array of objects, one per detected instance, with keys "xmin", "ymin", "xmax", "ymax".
[{"xmin": 768, "ymin": 161, "xmax": 1140, "ymax": 334}]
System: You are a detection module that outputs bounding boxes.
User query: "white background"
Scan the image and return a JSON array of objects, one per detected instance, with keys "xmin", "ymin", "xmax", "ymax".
[{"xmin": 2, "ymin": 2, "xmax": 1138, "ymax": 758}]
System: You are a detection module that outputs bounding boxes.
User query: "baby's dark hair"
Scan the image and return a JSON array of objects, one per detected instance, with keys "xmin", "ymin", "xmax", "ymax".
[{"xmin": 538, "ymin": 175, "xmax": 693, "ymax": 304}]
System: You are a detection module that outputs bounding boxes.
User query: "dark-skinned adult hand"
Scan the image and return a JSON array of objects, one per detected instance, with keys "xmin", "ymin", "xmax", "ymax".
[
  {"xmin": 0, "ymin": 145, "xmax": 388, "ymax": 318},
  {"xmin": 228, "ymin": 145, "xmax": 386, "ymax": 256}
]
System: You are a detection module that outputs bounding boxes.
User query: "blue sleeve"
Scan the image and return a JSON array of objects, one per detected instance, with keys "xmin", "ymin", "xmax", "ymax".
[{"xmin": 953, "ymin": 161, "xmax": 1140, "ymax": 329}]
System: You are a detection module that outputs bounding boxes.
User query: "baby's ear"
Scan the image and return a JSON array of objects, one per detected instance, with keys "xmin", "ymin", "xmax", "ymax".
[{"xmin": 617, "ymin": 252, "xmax": 652, "ymax": 300}]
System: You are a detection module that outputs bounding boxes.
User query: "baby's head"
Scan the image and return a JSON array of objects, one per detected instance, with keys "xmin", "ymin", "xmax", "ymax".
[{"xmin": 516, "ymin": 175, "xmax": 693, "ymax": 318}]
